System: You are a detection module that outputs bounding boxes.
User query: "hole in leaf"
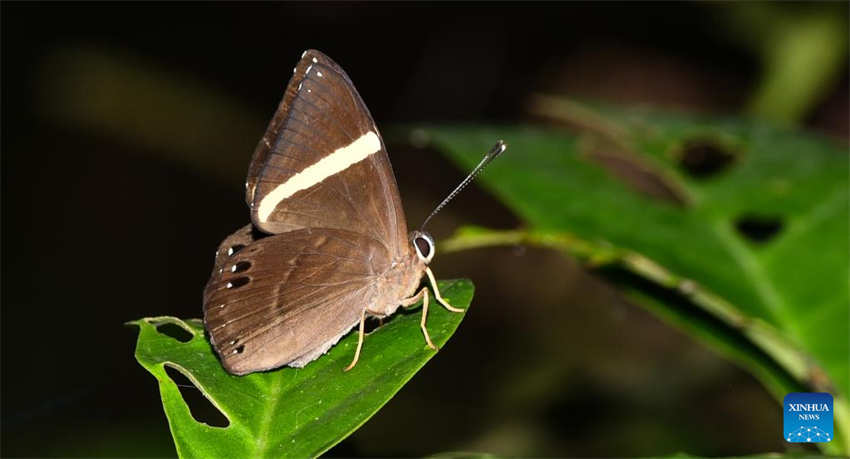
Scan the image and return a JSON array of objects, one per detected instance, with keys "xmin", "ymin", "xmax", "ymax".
[
  {"xmin": 735, "ymin": 214, "xmax": 783, "ymax": 243},
  {"xmin": 155, "ymin": 322, "xmax": 193, "ymax": 343},
  {"xmin": 226, "ymin": 277, "xmax": 250, "ymax": 289},
  {"xmin": 164, "ymin": 365, "xmax": 229, "ymax": 428},
  {"xmin": 678, "ymin": 139, "xmax": 736, "ymax": 178}
]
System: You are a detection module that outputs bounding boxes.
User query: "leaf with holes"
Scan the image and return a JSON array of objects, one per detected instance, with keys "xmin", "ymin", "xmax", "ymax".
[
  {"xmin": 130, "ymin": 279, "xmax": 473, "ymax": 458},
  {"xmin": 421, "ymin": 99, "xmax": 849, "ymax": 453}
]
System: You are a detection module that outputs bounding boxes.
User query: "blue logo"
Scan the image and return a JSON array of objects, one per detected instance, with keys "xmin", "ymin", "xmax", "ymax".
[{"xmin": 784, "ymin": 392, "xmax": 833, "ymax": 443}]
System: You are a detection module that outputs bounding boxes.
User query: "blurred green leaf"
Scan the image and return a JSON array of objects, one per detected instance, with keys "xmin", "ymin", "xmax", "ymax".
[
  {"xmin": 36, "ymin": 46, "xmax": 262, "ymax": 182},
  {"xmin": 429, "ymin": 453, "xmax": 499, "ymax": 459},
  {"xmin": 423, "ymin": 99, "xmax": 848, "ymax": 453},
  {"xmin": 131, "ymin": 280, "xmax": 473, "ymax": 458},
  {"xmin": 428, "ymin": 450, "xmax": 819, "ymax": 458},
  {"xmin": 722, "ymin": 2, "xmax": 848, "ymax": 124}
]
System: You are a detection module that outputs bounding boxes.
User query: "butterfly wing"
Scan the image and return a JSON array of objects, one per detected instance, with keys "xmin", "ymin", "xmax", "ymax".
[
  {"xmin": 203, "ymin": 224, "xmax": 389, "ymax": 375},
  {"xmin": 246, "ymin": 49, "xmax": 408, "ymax": 258}
]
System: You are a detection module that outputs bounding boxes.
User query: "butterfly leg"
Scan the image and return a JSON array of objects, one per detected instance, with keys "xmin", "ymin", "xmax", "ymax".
[
  {"xmin": 399, "ymin": 287, "xmax": 425, "ymax": 308},
  {"xmin": 344, "ymin": 308, "xmax": 368, "ymax": 372},
  {"xmin": 419, "ymin": 289, "xmax": 438, "ymax": 350},
  {"xmin": 425, "ymin": 266, "xmax": 464, "ymax": 312},
  {"xmin": 400, "ymin": 288, "xmax": 437, "ymax": 350}
]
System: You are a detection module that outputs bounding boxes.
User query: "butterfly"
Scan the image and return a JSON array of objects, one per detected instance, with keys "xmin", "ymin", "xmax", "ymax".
[{"xmin": 202, "ymin": 49, "xmax": 504, "ymax": 375}]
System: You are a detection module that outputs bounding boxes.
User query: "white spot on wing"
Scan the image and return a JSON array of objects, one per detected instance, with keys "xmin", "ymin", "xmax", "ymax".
[
  {"xmin": 257, "ymin": 131, "xmax": 382, "ymax": 221},
  {"xmin": 301, "ymin": 50, "xmax": 307, "ymax": 58},
  {"xmin": 312, "ymin": 57, "xmax": 318, "ymax": 63}
]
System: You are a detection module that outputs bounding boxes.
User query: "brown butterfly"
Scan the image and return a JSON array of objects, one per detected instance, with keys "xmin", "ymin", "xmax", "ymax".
[{"xmin": 203, "ymin": 49, "xmax": 504, "ymax": 375}]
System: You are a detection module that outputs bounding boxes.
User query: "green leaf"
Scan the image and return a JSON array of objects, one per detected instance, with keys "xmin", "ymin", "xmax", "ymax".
[
  {"xmin": 420, "ymin": 101, "xmax": 848, "ymax": 453},
  {"xmin": 722, "ymin": 3, "xmax": 849, "ymax": 125},
  {"xmin": 131, "ymin": 279, "xmax": 473, "ymax": 458},
  {"xmin": 429, "ymin": 453, "xmax": 500, "ymax": 459}
]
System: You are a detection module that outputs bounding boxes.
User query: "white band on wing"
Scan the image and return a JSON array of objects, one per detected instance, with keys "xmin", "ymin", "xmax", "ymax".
[{"xmin": 257, "ymin": 131, "xmax": 382, "ymax": 222}]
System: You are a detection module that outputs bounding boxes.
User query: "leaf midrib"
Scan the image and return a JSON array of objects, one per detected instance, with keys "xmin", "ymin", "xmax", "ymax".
[
  {"xmin": 253, "ymin": 372, "xmax": 286, "ymax": 457},
  {"xmin": 711, "ymin": 220, "xmax": 786, "ymax": 325},
  {"xmin": 708, "ymin": 185, "xmax": 847, "ymax": 346},
  {"xmin": 773, "ymin": 185, "xmax": 847, "ymax": 247}
]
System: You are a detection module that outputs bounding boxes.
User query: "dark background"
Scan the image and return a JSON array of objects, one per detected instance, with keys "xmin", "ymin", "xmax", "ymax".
[{"xmin": 2, "ymin": 2, "xmax": 847, "ymax": 457}]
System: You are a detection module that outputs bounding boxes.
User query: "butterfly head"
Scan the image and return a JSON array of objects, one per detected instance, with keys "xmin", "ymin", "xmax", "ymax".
[{"xmin": 410, "ymin": 230, "xmax": 435, "ymax": 265}]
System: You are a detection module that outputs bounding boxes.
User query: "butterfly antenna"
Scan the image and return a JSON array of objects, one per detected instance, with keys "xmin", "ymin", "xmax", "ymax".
[{"xmin": 421, "ymin": 140, "xmax": 506, "ymax": 231}]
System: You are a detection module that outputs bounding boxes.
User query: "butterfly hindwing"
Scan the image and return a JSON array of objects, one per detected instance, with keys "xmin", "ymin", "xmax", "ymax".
[{"xmin": 203, "ymin": 225, "xmax": 391, "ymax": 375}]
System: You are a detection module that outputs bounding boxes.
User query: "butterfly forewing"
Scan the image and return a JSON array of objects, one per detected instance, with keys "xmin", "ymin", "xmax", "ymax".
[
  {"xmin": 246, "ymin": 49, "xmax": 407, "ymax": 258},
  {"xmin": 246, "ymin": 49, "xmax": 363, "ymax": 201},
  {"xmin": 203, "ymin": 225, "xmax": 390, "ymax": 375}
]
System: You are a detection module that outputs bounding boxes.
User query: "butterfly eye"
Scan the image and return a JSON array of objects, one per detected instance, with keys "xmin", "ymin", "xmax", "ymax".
[
  {"xmin": 412, "ymin": 231, "xmax": 435, "ymax": 264},
  {"xmin": 415, "ymin": 237, "xmax": 431, "ymax": 258}
]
